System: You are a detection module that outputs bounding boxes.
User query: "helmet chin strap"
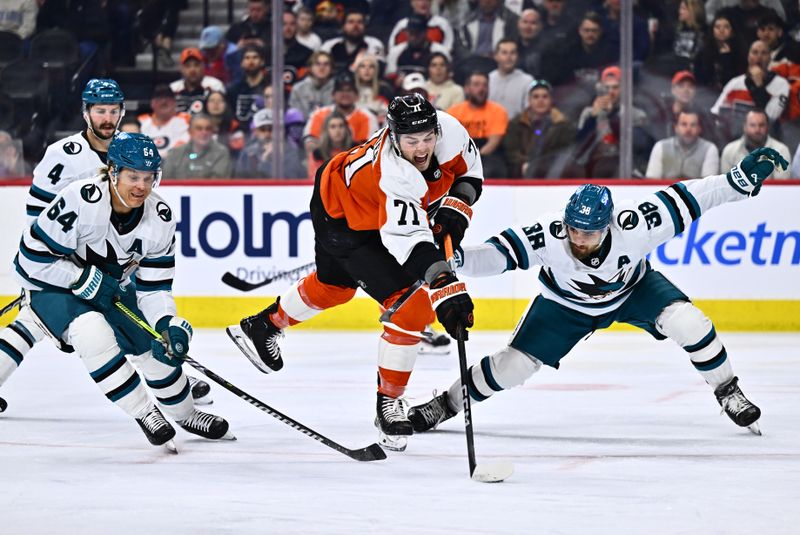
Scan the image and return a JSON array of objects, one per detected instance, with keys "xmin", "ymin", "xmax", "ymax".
[{"xmin": 109, "ymin": 167, "xmax": 132, "ymax": 209}]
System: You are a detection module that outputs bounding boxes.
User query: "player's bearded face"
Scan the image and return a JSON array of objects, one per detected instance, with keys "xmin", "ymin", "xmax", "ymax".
[
  {"xmin": 566, "ymin": 225, "xmax": 605, "ymax": 259},
  {"xmin": 398, "ymin": 129, "xmax": 437, "ymax": 171},
  {"xmin": 88, "ymin": 104, "xmax": 122, "ymax": 140}
]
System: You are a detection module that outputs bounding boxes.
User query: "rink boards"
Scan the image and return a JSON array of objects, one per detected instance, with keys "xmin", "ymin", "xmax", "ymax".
[{"xmin": 1, "ymin": 181, "xmax": 798, "ymax": 330}]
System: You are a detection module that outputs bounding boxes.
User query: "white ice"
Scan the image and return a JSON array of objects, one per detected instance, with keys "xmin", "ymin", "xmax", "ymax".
[{"xmin": 1, "ymin": 330, "xmax": 799, "ymax": 535}]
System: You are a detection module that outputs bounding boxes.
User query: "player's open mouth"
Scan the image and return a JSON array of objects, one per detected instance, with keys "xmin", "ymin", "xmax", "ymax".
[{"xmin": 414, "ymin": 155, "xmax": 428, "ymax": 165}]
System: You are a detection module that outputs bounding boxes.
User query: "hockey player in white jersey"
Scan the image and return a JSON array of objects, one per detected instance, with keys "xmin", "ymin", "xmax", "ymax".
[
  {"xmin": 0, "ymin": 79, "xmax": 211, "ymax": 413},
  {"xmin": 11, "ymin": 133, "xmax": 232, "ymax": 450},
  {"xmin": 408, "ymin": 147, "xmax": 789, "ymax": 437}
]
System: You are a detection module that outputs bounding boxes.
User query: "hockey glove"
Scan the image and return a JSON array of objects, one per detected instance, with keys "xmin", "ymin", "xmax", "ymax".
[
  {"xmin": 151, "ymin": 339, "xmax": 181, "ymax": 368},
  {"xmin": 727, "ymin": 147, "xmax": 789, "ymax": 196},
  {"xmin": 428, "ymin": 271, "xmax": 474, "ymax": 341},
  {"xmin": 71, "ymin": 265, "xmax": 127, "ymax": 313},
  {"xmin": 432, "ymin": 195, "xmax": 473, "ymax": 251},
  {"xmin": 156, "ymin": 315, "xmax": 193, "ymax": 361}
]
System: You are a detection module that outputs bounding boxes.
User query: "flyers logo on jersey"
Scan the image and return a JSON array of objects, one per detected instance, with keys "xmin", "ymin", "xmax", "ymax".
[{"xmin": 63, "ymin": 141, "xmax": 82, "ymax": 155}]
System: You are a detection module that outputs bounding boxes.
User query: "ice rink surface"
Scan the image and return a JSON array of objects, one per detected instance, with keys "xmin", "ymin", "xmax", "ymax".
[{"xmin": 1, "ymin": 329, "xmax": 798, "ymax": 535}]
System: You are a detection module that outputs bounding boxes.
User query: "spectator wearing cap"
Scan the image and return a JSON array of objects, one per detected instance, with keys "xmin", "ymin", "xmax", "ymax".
[
  {"xmin": 711, "ymin": 39, "xmax": 789, "ymax": 137},
  {"xmin": 234, "ymin": 108, "xmax": 305, "ymax": 178},
  {"xmin": 226, "ymin": 45, "xmax": 269, "ymax": 124},
  {"xmin": 138, "ymin": 85, "xmax": 190, "ymax": 157},
  {"xmin": 388, "ymin": 0, "xmax": 454, "ymax": 52},
  {"xmin": 321, "ymin": 10, "xmax": 385, "ymax": 75},
  {"xmin": 646, "ymin": 109, "xmax": 719, "ymax": 179},
  {"xmin": 162, "ymin": 113, "xmax": 232, "ymax": 179},
  {"xmin": 200, "ymin": 26, "xmax": 236, "ymax": 84},
  {"xmin": 386, "ymin": 14, "xmax": 451, "ymax": 80},
  {"xmin": 447, "ymin": 71, "xmax": 509, "ymax": 177},
  {"xmin": 489, "ymin": 39, "xmax": 534, "ymax": 119},
  {"xmin": 353, "ymin": 53, "xmax": 394, "ymax": 124},
  {"xmin": 171, "ymin": 48, "xmax": 226, "ymax": 114},
  {"xmin": 504, "ymin": 79, "xmax": 576, "ymax": 178},
  {"xmin": 654, "ymin": 70, "xmax": 721, "ymax": 147},
  {"xmin": 720, "ymin": 108, "xmax": 791, "ymax": 178},
  {"xmin": 226, "ymin": 0, "xmax": 271, "ymax": 51},
  {"xmin": 400, "ymin": 72, "xmax": 428, "ymax": 99},
  {"xmin": 303, "ymin": 71, "xmax": 379, "ymax": 152},
  {"xmin": 425, "ymin": 52, "xmax": 464, "ymax": 110},
  {"xmin": 296, "ymin": 6, "xmax": 322, "ymax": 51},
  {"xmin": 289, "ymin": 51, "xmax": 335, "ymax": 120},
  {"xmin": 574, "ymin": 66, "xmax": 652, "ymax": 177},
  {"xmin": 456, "ymin": 0, "xmax": 519, "ymax": 58},
  {"xmin": 542, "ymin": 11, "xmax": 615, "ymax": 88},
  {"xmin": 515, "ymin": 8, "xmax": 547, "ymax": 77}
]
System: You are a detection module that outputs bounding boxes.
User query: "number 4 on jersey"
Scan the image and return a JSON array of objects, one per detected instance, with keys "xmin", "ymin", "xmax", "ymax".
[{"xmin": 48, "ymin": 163, "xmax": 65, "ymax": 185}]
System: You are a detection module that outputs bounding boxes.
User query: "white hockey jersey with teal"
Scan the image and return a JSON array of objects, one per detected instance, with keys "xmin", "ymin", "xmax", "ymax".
[
  {"xmin": 14, "ymin": 175, "xmax": 177, "ymax": 327},
  {"xmin": 459, "ymin": 174, "xmax": 750, "ymax": 316},
  {"xmin": 27, "ymin": 132, "xmax": 107, "ymax": 221}
]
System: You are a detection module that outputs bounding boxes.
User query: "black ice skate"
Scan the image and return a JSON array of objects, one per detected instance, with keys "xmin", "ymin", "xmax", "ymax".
[
  {"xmin": 418, "ymin": 330, "xmax": 451, "ymax": 355},
  {"xmin": 374, "ymin": 393, "xmax": 413, "ymax": 452},
  {"xmin": 227, "ymin": 299, "xmax": 284, "ymax": 373},
  {"xmin": 188, "ymin": 375, "xmax": 213, "ymax": 405},
  {"xmin": 178, "ymin": 409, "xmax": 236, "ymax": 440},
  {"xmin": 714, "ymin": 376, "xmax": 762, "ymax": 435},
  {"xmin": 0, "ymin": 396, "xmax": 7, "ymax": 413},
  {"xmin": 408, "ymin": 391, "xmax": 457, "ymax": 433},
  {"xmin": 136, "ymin": 405, "xmax": 177, "ymax": 453}
]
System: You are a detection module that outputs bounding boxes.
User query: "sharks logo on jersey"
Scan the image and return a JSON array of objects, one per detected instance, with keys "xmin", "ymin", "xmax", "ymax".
[
  {"xmin": 82, "ymin": 239, "xmax": 135, "ymax": 280},
  {"xmin": 156, "ymin": 202, "xmax": 172, "ymax": 222},
  {"xmin": 569, "ymin": 269, "xmax": 628, "ymax": 298},
  {"xmin": 80, "ymin": 183, "xmax": 102, "ymax": 203},
  {"xmin": 617, "ymin": 210, "xmax": 639, "ymax": 230},
  {"xmin": 63, "ymin": 141, "xmax": 82, "ymax": 155}
]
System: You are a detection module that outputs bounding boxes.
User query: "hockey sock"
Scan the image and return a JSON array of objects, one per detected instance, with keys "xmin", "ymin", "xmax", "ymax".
[
  {"xmin": 377, "ymin": 337, "xmax": 417, "ymax": 398},
  {"xmin": 133, "ymin": 352, "xmax": 194, "ymax": 422},
  {"xmin": 0, "ymin": 322, "xmax": 35, "ymax": 383}
]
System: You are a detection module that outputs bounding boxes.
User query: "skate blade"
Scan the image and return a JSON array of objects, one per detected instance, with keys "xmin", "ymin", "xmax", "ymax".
[
  {"xmin": 164, "ymin": 440, "xmax": 178, "ymax": 454},
  {"xmin": 471, "ymin": 462, "xmax": 514, "ymax": 483},
  {"xmin": 748, "ymin": 421, "xmax": 762, "ymax": 436},
  {"xmin": 219, "ymin": 431, "xmax": 237, "ymax": 441},
  {"xmin": 377, "ymin": 432, "xmax": 408, "ymax": 452},
  {"xmin": 226, "ymin": 325, "xmax": 274, "ymax": 374}
]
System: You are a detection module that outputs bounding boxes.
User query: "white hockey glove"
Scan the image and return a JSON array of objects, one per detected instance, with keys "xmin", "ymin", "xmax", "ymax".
[{"xmin": 727, "ymin": 147, "xmax": 789, "ymax": 196}]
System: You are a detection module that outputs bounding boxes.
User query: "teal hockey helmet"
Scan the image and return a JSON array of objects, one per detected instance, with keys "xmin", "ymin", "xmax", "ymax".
[
  {"xmin": 108, "ymin": 132, "xmax": 162, "ymax": 182},
  {"xmin": 82, "ymin": 79, "xmax": 125, "ymax": 105},
  {"xmin": 564, "ymin": 184, "xmax": 613, "ymax": 231}
]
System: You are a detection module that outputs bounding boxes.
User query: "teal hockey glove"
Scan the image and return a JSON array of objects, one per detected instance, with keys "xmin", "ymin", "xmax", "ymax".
[
  {"xmin": 151, "ymin": 339, "xmax": 181, "ymax": 368},
  {"xmin": 71, "ymin": 265, "xmax": 127, "ymax": 312},
  {"xmin": 156, "ymin": 315, "xmax": 193, "ymax": 359},
  {"xmin": 727, "ymin": 147, "xmax": 789, "ymax": 196}
]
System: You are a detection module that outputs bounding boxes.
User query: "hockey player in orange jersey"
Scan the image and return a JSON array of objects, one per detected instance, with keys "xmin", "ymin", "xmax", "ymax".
[{"xmin": 228, "ymin": 94, "xmax": 483, "ymax": 451}]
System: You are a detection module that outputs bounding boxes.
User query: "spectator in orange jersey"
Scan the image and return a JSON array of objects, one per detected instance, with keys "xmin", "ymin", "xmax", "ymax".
[
  {"xmin": 446, "ymin": 71, "xmax": 509, "ymax": 177},
  {"xmin": 230, "ymin": 94, "xmax": 482, "ymax": 452},
  {"xmin": 302, "ymin": 71, "xmax": 379, "ymax": 153}
]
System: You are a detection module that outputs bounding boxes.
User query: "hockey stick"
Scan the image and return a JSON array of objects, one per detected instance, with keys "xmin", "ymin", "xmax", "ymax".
[
  {"xmin": 221, "ymin": 262, "xmax": 317, "ymax": 292},
  {"xmin": 113, "ymin": 301, "xmax": 387, "ymax": 462},
  {"xmin": 0, "ymin": 295, "xmax": 22, "ymax": 317},
  {"xmin": 444, "ymin": 236, "xmax": 513, "ymax": 483}
]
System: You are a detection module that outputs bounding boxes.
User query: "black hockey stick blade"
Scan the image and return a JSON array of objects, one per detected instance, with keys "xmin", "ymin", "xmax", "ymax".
[
  {"xmin": 113, "ymin": 300, "xmax": 386, "ymax": 462},
  {"xmin": 221, "ymin": 262, "xmax": 316, "ymax": 292}
]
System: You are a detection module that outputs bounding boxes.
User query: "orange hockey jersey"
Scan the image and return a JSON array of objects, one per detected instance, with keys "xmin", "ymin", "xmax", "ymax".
[{"xmin": 319, "ymin": 111, "xmax": 483, "ymax": 265}]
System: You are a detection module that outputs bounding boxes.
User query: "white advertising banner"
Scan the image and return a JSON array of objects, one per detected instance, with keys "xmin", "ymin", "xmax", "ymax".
[{"xmin": 1, "ymin": 183, "xmax": 798, "ymax": 300}]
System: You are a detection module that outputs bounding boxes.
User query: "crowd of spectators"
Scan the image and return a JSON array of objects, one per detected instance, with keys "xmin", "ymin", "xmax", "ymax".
[{"xmin": 1, "ymin": 0, "xmax": 800, "ymax": 179}]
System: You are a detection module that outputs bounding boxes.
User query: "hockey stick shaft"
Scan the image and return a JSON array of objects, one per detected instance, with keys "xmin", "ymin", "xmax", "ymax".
[
  {"xmin": 114, "ymin": 301, "xmax": 386, "ymax": 462},
  {"xmin": 444, "ymin": 236, "xmax": 477, "ymax": 478},
  {"xmin": 0, "ymin": 295, "xmax": 22, "ymax": 317},
  {"xmin": 222, "ymin": 262, "xmax": 317, "ymax": 292}
]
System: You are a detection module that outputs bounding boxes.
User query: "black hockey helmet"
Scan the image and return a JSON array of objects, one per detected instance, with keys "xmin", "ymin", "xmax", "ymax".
[{"xmin": 386, "ymin": 93, "xmax": 439, "ymax": 137}]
